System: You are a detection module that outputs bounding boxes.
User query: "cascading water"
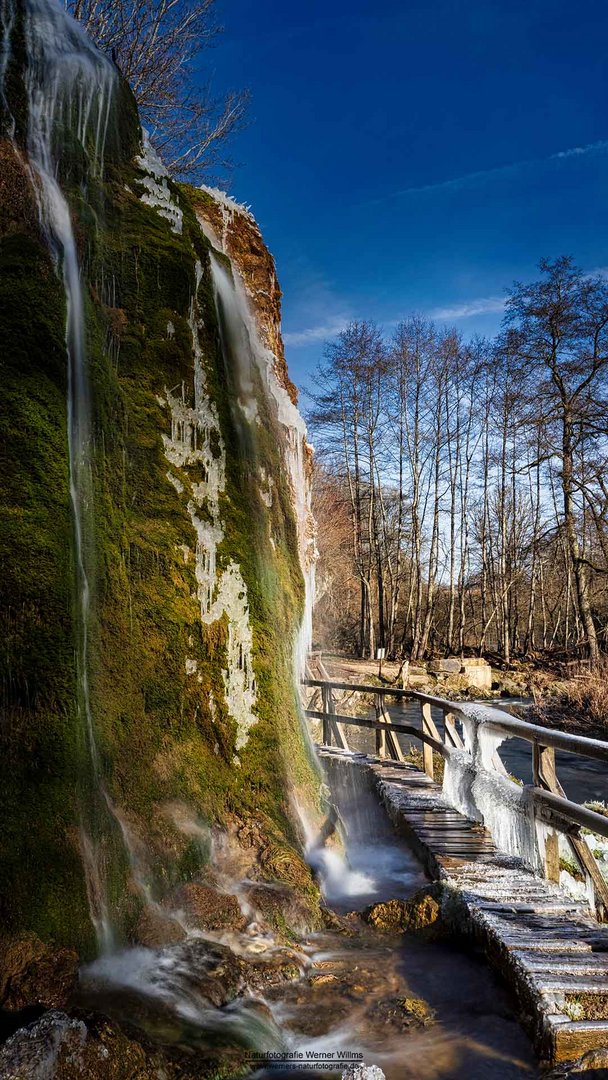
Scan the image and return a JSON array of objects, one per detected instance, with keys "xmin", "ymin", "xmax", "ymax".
[
  {"xmin": 2, "ymin": 0, "xmax": 120, "ymax": 950},
  {"xmin": 309, "ymin": 754, "xmax": 427, "ymax": 909},
  {"xmin": 0, "ymin": 12, "xmax": 543, "ymax": 1074},
  {"xmin": 202, "ymin": 220, "xmax": 317, "ymax": 686}
]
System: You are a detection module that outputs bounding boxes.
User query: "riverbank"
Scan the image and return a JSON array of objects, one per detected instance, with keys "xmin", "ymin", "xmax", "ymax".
[{"xmin": 315, "ymin": 654, "xmax": 531, "ymax": 701}]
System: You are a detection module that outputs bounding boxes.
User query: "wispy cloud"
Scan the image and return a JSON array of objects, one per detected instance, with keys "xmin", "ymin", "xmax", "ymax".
[
  {"xmin": 369, "ymin": 139, "xmax": 608, "ymax": 204},
  {"xmin": 281, "ymin": 260, "xmax": 353, "ymax": 348},
  {"xmin": 430, "ymin": 296, "xmax": 506, "ymax": 320},
  {"xmin": 283, "ymin": 317, "xmax": 351, "ymax": 346}
]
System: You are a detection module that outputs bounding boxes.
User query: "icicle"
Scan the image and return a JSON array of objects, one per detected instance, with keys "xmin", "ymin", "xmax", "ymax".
[
  {"xmin": 442, "ymin": 708, "xmax": 544, "ymax": 873},
  {"xmin": 135, "ymin": 130, "xmax": 183, "ymax": 234}
]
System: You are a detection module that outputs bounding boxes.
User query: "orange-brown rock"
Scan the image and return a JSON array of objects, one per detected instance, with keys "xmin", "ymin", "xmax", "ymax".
[
  {"xmin": 191, "ymin": 188, "xmax": 298, "ymax": 405},
  {"xmin": 0, "ymin": 934, "xmax": 79, "ymax": 1010},
  {"xmin": 244, "ymin": 882, "xmax": 320, "ymax": 935},
  {"xmin": 363, "ymin": 885, "xmax": 444, "ymax": 936},
  {"xmin": 168, "ymin": 883, "xmax": 246, "ymax": 932},
  {"xmin": 133, "ymin": 905, "xmax": 186, "ymax": 948}
]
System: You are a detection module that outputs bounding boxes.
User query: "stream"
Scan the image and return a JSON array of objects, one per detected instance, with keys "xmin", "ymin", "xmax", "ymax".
[{"xmin": 61, "ymin": 761, "xmax": 537, "ymax": 1080}]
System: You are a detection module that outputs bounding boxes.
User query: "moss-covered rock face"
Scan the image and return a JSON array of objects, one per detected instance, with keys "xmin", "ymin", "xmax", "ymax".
[{"xmin": 0, "ymin": 0, "xmax": 318, "ymax": 956}]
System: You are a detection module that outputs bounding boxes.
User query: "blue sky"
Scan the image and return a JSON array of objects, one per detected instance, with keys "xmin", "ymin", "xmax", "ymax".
[{"xmin": 209, "ymin": 0, "xmax": 608, "ymax": 392}]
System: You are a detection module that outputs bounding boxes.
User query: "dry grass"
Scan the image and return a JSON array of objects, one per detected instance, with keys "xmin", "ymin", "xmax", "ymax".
[{"xmin": 531, "ymin": 660, "xmax": 608, "ymax": 739}]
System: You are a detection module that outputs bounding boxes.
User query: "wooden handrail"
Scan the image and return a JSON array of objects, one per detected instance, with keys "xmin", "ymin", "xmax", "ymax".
[
  {"xmin": 302, "ymin": 678, "xmax": 608, "ymax": 764},
  {"xmin": 303, "ymin": 677, "xmax": 412, "ymax": 697},
  {"xmin": 301, "ymin": 670, "xmax": 608, "ymax": 918},
  {"xmin": 304, "ymin": 710, "xmax": 448, "ymax": 757},
  {"xmin": 533, "ymin": 788, "xmax": 608, "ymax": 841}
]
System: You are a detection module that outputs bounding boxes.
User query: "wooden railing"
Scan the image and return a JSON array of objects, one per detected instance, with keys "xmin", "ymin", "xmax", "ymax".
[{"xmin": 302, "ymin": 674, "xmax": 608, "ymax": 920}]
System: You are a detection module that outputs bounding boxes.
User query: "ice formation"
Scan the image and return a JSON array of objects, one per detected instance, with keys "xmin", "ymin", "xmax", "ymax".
[
  {"xmin": 199, "ymin": 184, "xmax": 254, "ymax": 249},
  {"xmin": 161, "ymin": 262, "xmax": 258, "ymax": 752},
  {"xmin": 442, "ymin": 707, "xmax": 544, "ymax": 873},
  {"xmin": 135, "ymin": 132, "xmax": 183, "ymax": 234}
]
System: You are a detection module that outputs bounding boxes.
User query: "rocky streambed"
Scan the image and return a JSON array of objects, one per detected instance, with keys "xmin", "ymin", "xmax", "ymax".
[{"xmin": 0, "ymin": 775, "xmax": 538, "ymax": 1080}]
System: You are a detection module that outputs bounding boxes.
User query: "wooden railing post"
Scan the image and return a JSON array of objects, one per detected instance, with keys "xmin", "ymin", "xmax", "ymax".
[
  {"xmin": 533, "ymin": 740, "xmax": 608, "ymax": 919},
  {"xmin": 444, "ymin": 711, "xmax": 464, "ymax": 750},
  {"xmin": 321, "ymin": 684, "xmax": 331, "ymax": 746},
  {"xmin": 533, "ymin": 743, "xmax": 560, "ymax": 883},
  {"xmin": 374, "ymin": 694, "xmax": 405, "ymax": 762},
  {"xmin": 375, "ymin": 694, "xmax": 387, "ymax": 758},
  {"xmin": 421, "ymin": 701, "xmax": 434, "ymax": 780}
]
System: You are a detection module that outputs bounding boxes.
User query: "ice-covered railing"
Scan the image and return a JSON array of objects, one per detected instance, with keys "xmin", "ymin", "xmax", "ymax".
[{"xmin": 302, "ymin": 669, "xmax": 608, "ymax": 922}]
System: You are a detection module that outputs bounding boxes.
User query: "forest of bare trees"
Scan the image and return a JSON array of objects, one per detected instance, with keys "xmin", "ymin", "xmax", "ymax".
[{"xmin": 309, "ymin": 258, "xmax": 608, "ymax": 666}]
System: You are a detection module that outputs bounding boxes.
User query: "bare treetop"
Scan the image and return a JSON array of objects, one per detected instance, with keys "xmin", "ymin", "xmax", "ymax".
[{"xmin": 68, "ymin": 0, "xmax": 249, "ymax": 181}]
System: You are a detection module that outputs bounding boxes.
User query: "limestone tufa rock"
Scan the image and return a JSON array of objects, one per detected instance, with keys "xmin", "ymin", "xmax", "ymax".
[
  {"xmin": 133, "ymin": 905, "xmax": 187, "ymax": 948},
  {"xmin": 168, "ymin": 883, "xmax": 247, "ymax": 932},
  {"xmin": 428, "ymin": 658, "xmax": 462, "ymax": 674}
]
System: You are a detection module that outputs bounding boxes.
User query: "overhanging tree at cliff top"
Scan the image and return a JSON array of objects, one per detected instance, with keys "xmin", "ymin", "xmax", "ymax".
[
  {"xmin": 68, "ymin": 0, "xmax": 249, "ymax": 180},
  {"xmin": 505, "ymin": 256, "xmax": 608, "ymax": 664}
]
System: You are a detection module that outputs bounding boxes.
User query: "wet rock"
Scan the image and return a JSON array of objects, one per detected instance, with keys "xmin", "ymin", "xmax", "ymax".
[
  {"xmin": 365, "ymin": 993, "xmax": 435, "ymax": 1030},
  {"xmin": 78, "ymin": 939, "xmax": 248, "ymax": 1029},
  {"xmin": 362, "ymin": 886, "xmax": 444, "ymax": 936},
  {"xmin": 0, "ymin": 1007, "xmax": 229, "ymax": 1079},
  {"xmin": 0, "ymin": 935, "xmax": 79, "ymax": 1010},
  {"xmin": 400, "ymin": 996, "xmax": 436, "ymax": 1024},
  {"xmin": 259, "ymin": 844, "xmax": 316, "ymax": 892},
  {"xmin": 319, "ymin": 906, "xmax": 358, "ymax": 934},
  {"xmin": 245, "ymin": 953, "xmax": 303, "ymax": 993},
  {"xmin": 133, "ymin": 905, "xmax": 186, "ymax": 948},
  {"xmin": 169, "ymin": 884, "xmax": 247, "ymax": 932},
  {"xmin": 245, "ymin": 882, "xmax": 319, "ymax": 936},
  {"xmin": 363, "ymin": 899, "xmax": 410, "ymax": 932},
  {"xmin": 309, "ymin": 973, "xmax": 338, "ymax": 988}
]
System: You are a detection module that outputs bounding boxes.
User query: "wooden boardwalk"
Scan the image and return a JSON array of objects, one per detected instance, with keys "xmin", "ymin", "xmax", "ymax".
[{"xmin": 318, "ymin": 746, "xmax": 608, "ymax": 1073}]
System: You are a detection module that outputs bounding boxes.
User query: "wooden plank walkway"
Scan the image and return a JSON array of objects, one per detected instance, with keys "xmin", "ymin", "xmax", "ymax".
[{"xmin": 318, "ymin": 746, "xmax": 608, "ymax": 1073}]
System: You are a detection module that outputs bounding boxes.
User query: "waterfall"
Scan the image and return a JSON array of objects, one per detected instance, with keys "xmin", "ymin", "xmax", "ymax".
[
  {"xmin": 3, "ymin": 0, "xmax": 120, "ymax": 951},
  {"xmin": 208, "ymin": 252, "xmax": 317, "ymax": 682}
]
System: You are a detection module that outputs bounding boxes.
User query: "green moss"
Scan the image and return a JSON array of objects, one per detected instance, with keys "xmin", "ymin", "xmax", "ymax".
[
  {"xmin": 0, "ymin": 231, "xmax": 95, "ymax": 951},
  {"xmin": 0, "ymin": 88, "xmax": 320, "ymax": 955}
]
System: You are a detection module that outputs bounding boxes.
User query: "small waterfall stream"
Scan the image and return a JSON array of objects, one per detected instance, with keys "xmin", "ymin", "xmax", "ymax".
[
  {"xmin": 3, "ymin": 0, "xmax": 120, "ymax": 950},
  {"xmin": 208, "ymin": 250, "xmax": 316, "ymax": 682}
]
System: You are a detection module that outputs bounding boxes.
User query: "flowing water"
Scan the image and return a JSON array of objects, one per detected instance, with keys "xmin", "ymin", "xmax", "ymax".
[
  {"xmin": 2, "ymin": 0, "xmax": 124, "ymax": 951},
  {"xmin": 64, "ymin": 756, "xmax": 537, "ymax": 1080}
]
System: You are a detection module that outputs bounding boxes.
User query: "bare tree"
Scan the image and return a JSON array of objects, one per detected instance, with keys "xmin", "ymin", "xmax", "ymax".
[
  {"xmin": 307, "ymin": 259, "xmax": 608, "ymax": 668},
  {"xmin": 506, "ymin": 257, "xmax": 608, "ymax": 664},
  {"xmin": 309, "ymin": 322, "xmax": 386, "ymax": 658},
  {"xmin": 68, "ymin": 0, "xmax": 249, "ymax": 180}
]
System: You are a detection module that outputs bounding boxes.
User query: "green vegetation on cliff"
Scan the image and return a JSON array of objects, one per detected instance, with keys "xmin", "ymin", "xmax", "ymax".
[{"xmin": 0, "ymin": 56, "xmax": 319, "ymax": 953}]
